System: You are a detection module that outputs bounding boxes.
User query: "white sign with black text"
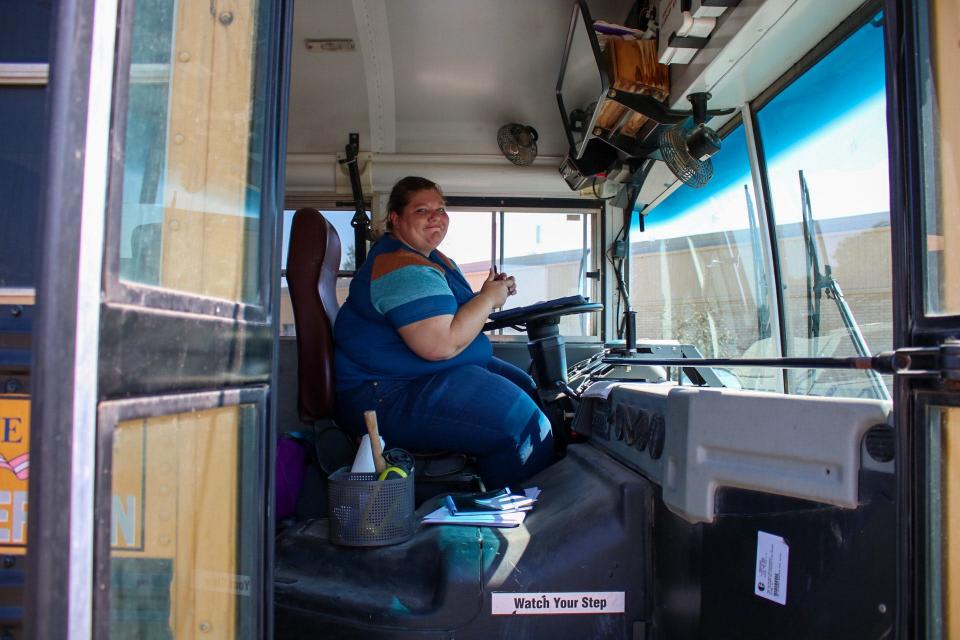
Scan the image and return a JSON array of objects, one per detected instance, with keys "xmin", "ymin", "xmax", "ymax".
[
  {"xmin": 754, "ymin": 530, "xmax": 789, "ymax": 605},
  {"xmin": 491, "ymin": 591, "xmax": 625, "ymax": 615}
]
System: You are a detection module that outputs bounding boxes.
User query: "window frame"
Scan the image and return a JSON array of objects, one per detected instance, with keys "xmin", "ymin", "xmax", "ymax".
[
  {"xmin": 907, "ymin": 0, "xmax": 960, "ymax": 334},
  {"xmin": 93, "ymin": 386, "xmax": 270, "ymax": 639},
  {"xmin": 100, "ymin": 0, "xmax": 283, "ymax": 324},
  {"xmin": 445, "ymin": 196, "xmax": 605, "ymax": 342}
]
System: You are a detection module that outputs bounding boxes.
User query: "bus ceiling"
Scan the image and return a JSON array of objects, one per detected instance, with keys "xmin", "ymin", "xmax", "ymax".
[{"xmin": 285, "ymin": 0, "xmax": 867, "ymax": 206}]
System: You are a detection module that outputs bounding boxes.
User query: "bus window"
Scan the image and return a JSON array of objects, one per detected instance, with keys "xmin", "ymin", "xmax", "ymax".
[
  {"xmin": 756, "ymin": 12, "xmax": 892, "ymax": 399},
  {"xmin": 928, "ymin": 406, "xmax": 960, "ymax": 638},
  {"xmin": 0, "ymin": 86, "xmax": 45, "ymax": 294},
  {"xmin": 631, "ymin": 12, "xmax": 893, "ymax": 399},
  {"xmin": 116, "ymin": 0, "xmax": 271, "ymax": 305},
  {"xmin": 108, "ymin": 402, "xmax": 262, "ymax": 639},
  {"xmin": 444, "ymin": 209, "xmax": 599, "ymax": 338},
  {"xmin": 0, "ymin": 0, "xmax": 51, "ymax": 296},
  {"xmin": 501, "ymin": 211, "xmax": 596, "ymax": 338},
  {"xmin": 923, "ymin": 0, "xmax": 960, "ymax": 315}
]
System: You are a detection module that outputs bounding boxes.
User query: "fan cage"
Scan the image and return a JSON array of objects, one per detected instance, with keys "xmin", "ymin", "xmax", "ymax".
[
  {"xmin": 660, "ymin": 125, "xmax": 713, "ymax": 188},
  {"xmin": 497, "ymin": 124, "xmax": 538, "ymax": 166}
]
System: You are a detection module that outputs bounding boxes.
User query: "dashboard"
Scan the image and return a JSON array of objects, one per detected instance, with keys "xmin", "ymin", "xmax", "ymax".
[{"xmin": 572, "ymin": 381, "xmax": 894, "ymax": 524}]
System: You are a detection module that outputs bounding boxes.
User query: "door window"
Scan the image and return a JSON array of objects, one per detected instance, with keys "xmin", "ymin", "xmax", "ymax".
[
  {"xmin": 106, "ymin": 401, "xmax": 263, "ymax": 639},
  {"xmin": 922, "ymin": 0, "xmax": 960, "ymax": 315},
  {"xmin": 926, "ymin": 406, "xmax": 960, "ymax": 638},
  {"xmin": 116, "ymin": 0, "xmax": 271, "ymax": 305}
]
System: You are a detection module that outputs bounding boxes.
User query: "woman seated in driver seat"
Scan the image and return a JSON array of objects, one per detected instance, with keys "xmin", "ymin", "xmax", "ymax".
[{"xmin": 334, "ymin": 176, "xmax": 555, "ymax": 489}]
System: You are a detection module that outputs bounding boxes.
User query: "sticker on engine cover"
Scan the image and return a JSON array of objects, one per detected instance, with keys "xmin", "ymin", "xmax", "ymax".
[
  {"xmin": 754, "ymin": 531, "xmax": 789, "ymax": 605},
  {"xmin": 491, "ymin": 592, "xmax": 625, "ymax": 615}
]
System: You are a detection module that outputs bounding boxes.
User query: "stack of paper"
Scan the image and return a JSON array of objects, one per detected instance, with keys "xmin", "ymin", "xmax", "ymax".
[{"xmin": 422, "ymin": 487, "xmax": 541, "ymax": 528}]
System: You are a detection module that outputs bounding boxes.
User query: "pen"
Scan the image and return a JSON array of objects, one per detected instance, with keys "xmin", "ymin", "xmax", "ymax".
[{"xmin": 445, "ymin": 495, "xmax": 457, "ymax": 515}]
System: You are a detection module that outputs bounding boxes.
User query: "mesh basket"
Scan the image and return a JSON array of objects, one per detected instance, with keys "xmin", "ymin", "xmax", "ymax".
[{"xmin": 327, "ymin": 467, "xmax": 415, "ymax": 547}]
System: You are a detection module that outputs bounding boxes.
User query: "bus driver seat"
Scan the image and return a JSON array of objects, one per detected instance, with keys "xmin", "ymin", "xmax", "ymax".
[
  {"xmin": 286, "ymin": 207, "xmax": 341, "ymax": 425},
  {"xmin": 285, "ymin": 208, "xmax": 477, "ymax": 498}
]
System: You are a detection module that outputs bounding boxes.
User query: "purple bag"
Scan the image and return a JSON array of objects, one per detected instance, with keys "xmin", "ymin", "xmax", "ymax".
[{"xmin": 275, "ymin": 436, "xmax": 308, "ymax": 520}]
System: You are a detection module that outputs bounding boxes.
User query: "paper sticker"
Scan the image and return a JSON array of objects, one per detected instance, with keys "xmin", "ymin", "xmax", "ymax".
[
  {"xmin": 491, "ymin": 591, "xmax": 624, "ymax": 615},
  {"xmin": 754, "ymin": 531, "xmax": 789, "ymax": 605}
]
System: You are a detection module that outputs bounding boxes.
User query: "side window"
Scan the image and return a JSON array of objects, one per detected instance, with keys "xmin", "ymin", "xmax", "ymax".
[
  {"xmin": 442, "ymin": 211, "xmax": 496, "ymax": 279},
  {"xmin": 280, "ymin": 206, "xmax": 600, "ymax": 338},
  {"xmin": 755, "ymin": 13, "xmax": 891, "ymax": 399},
  {"xmin": 280, "ymin": 209, "xmax": 358, "ymax": 336},
  {"xmin": 442, "ymin": 209, "xmax": 599, "ymax": 338},
  {"xmin": 0, "ymin": 0, "xmax": 51, "ymax": 297},
  {"xmin": 501, "ymin": 211, "xmax": 596, "ymax": 337}
]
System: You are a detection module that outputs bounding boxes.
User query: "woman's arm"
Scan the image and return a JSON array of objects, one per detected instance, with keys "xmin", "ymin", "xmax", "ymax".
[{"xmin": 398, "ymin": 269, "xmax": 514, "ymax": 361}]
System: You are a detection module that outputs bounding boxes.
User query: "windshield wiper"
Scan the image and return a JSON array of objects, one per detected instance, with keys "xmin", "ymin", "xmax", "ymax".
[{"xmin": 799, "ymin": 170, "xmax": 889, "ymax": 400}]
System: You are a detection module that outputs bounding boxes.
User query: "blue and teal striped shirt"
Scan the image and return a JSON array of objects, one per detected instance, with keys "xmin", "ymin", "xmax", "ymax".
[{"xmin": 333, "ymin": 234, "xmax": 492, "ymax": 389}]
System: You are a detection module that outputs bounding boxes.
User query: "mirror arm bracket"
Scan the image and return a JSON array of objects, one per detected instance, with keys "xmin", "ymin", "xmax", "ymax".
[{"xmin": 608, "ymin": 90, "xmax": 737, "ymax": 125}]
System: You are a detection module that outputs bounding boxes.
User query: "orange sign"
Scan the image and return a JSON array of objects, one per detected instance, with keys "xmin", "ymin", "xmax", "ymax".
[{"xmin": 0, "ymin": 395, "xmax": 30, "ymax": 554}]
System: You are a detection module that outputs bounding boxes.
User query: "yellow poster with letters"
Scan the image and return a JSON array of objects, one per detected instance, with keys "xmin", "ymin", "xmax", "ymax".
[
  {"xmin": 0, "ymin": 395, "xmax": 30, "ymax": 554},
  {"xmin": 0, "ymin": 396, "xmax": 152, "ymax": 557}
]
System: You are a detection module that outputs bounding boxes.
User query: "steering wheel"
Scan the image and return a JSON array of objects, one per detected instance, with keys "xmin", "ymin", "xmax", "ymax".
[
  {"xmin": 482, "ymin": 296, "xmax": 602, "ymax": 394},
  {"xmin": 482, "ymin": 297, "xmax": 602, "ymax": 452},
  {"xmin": 482, "ymin": 297, "xmax": 603, "ymax": 332}
]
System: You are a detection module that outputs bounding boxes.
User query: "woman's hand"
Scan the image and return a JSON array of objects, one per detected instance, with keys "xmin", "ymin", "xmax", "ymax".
[
  {"xmin": 479, "ymin": 267, "xmax": 514, "ymax": 308},
  {"xmin": 492, "ymin": 267, "xmax": 517, "ymax": 296}
]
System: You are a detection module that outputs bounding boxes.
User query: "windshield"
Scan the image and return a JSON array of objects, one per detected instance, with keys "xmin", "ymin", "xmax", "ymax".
[
  {"xmin": 628, "ymin": 14, "xmax": 892, "ymax": 400},
  {"xmin": 756, "ymin": 13, "xmax": 891, "ymax": 399},
  {"xmin": 628, "ymin": 123, "xmax": 782, "ymax": 393}
]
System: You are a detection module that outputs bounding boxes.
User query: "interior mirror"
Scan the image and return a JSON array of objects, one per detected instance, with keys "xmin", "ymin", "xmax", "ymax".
[{"xmin": 557, "ymin": 0, "xmax": 607, "ymax": 159}]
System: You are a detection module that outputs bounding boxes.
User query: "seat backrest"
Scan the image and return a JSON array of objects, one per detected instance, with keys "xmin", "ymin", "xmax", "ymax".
[{"xmin": 286, "ymin": 208, "xmax": 342, "ymax": 422}]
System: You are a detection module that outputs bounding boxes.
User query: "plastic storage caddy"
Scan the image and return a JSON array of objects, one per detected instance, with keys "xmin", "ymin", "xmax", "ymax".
[{"xmin": 327, "ymin": 467, "xmax": 415, "ymax": 546}]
